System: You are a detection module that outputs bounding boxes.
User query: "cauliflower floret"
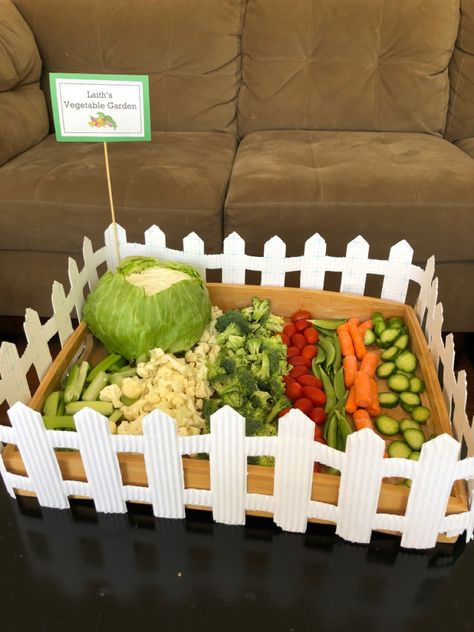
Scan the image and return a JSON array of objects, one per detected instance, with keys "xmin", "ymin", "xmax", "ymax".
[
  {"xmin": 99, "ymin": 384, "xmax": 123, "ymax": 409},
  {"xmin": 195, "ymin": 380, "xmax": 212, "ymax": 399},
  {"xmin": 122, "ymin": 399, "xmax": 147, "ymax": 421},
  {"xmin": 108, "ymin": 419, "xmax": 118, "ymax": 434},
  {"xmin": 117, "ymin": 417, "xmax": 143, "ymax": 435},
  {"xmin": 121, "ymin": 377, "xmax": 145, "ymax": 400}
]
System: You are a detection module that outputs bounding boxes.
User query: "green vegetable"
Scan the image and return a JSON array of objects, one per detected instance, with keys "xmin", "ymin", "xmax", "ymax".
[
  {"xmin": 43, "ymin": 391, "xmax": 61, "ymax": 416},
  {"xmin": 403, "ymin": 427, "xmax": 425, "ymax": 450},
  {"xmin": 43, "ymin": 415, "xmax": 76, "ymax": 430},
  {"xmin": 388, "ymin": 441, "xmax": 412, "ymax": 459},
  {"xmin": 82, "ymin": 370, "xmax": 108, "ymax": 401},
  {"xmin": 318, "ymin": 336, "xmax": 336, "ymax": 372},
  {"xmin": 336, "ymin": 411, "xmax": 353, "ymax": 450},
  {"xmin": 333, "ymin": 367, "xmax": 346, "ymax": 401},
  {"xmin": 86, "ymin": 354, "xmax": 121, "ymax": 382},
  {"xmin": 363, "ymin": 329, "xmax": 376, "ymax": 346},
  {"xmin": 308, "ymin": 318, "xmax": 346, "ymax": 330},
  {"xmin": 375, "ymin": 415, "xmax": 400, "ymax": 436},
  {"xmin": 313, "ymin": 364, "xmax": 336, "ymax": 413},
  {"xmin": 313, "ymin": 344, "xmax": 326, "ymax": 365},
  {"xmin": 411, "ymin": 405, "xmax": 430, "ymax": 423},
  {"xmin": 65, "ymin": 401, "xmax": 114, "ymax": 416},
  {"xmin": 83, "ymin": 256, "xmax": 211, "ymax": 361},
  {"xmin": 64, "ymin": 361, "xmax": 90, "ymax": 403}
]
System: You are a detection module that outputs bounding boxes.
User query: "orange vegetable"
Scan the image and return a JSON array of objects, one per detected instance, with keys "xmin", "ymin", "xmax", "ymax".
[
  {"xmin": 343, "ymin": 355, "xmax": 358, "ymax": 388},
  {"xmin": 354, "ymin": 370, "xmax": 372, "ymax": 408},
  {"xmin": 345, "ymin": 386, "xmax": 357, "ymax": 414},
  {"xmin": 353, "ymin": 409, "xmax": 374, "ymax": 431},
  {"xmin": 367, "ymin": 378, "xmax": 381, "ymax": 417},
  {"xmin": 337, "ymin": 322, "xmax": 349, "ymax": 335},
  {"xmin": 360, "ymin": 352, "xmax": 379, "ymax": 378},
  {"xmin": 348, "ymin": 318, "xmax": 367, "ymax": 360},
  {"xmin": 338, "ymin": 329, "xmax": 355, "ymax": 357},
  {"xmin": 358, "ymin": 319, "xmax": 373, "ymax": 335}
]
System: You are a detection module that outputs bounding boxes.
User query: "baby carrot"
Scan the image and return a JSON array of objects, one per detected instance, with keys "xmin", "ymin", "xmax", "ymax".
[
  {"xmin": 360, "ymin": 351, "xmax": 379, "ymax": 378},
  {"xmin": 348, "ymin": 318, "xmax": 367, "ymax": 360},
  {"xmin": 343, "ymin": 355, "xmax": 358, "ymax": 388},
  {"xmin": 338, "ymin": 329, "xmax": 355, "ymax": 357},
  {"xmin": 337, "ymin": 322, "xmax": 349, "ymax": 335},
  {"xmin": 354, "ymin": 370, "xmax": 373, "ymax": 408},
  {"xmin": 353, "ymin": 409, "xmax": 374, "ymax": 431},
  {"xmin": 358, "ymin": 319, "xmax": 373, "ymax": 335},
  {"xmin": 367, "ymin": 378, "xmax": 381, "ymax": 417},
  {"xmin": 345, "ymin": 385, "xmax": 357, "ymax": 414}
]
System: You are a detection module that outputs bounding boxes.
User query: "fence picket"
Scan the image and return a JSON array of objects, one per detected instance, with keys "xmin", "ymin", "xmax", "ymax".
[
  {"xmin": 261, "ymin": 236, "xmax": 286, "ymax": 286},
  {"xmin": 8, "ymin": 402, "xmax": 69, "ymax": 508},
  {"xmin": 142, "ymin": 410, "xmax": 185, "ymax": 519},
  {"xmin": 23, "ymin": 308, "xmax": 52, "ymax": 381},
  {"xmin": 0, "ymin": 342, "xmax": 31, "ymax": 406},
  {"xmin": 82, "ymin": 236, "xmax": 99, "ymax": 290},
  {"xmin": 336, "ymin": 429, "xmax": 385, "ymax": 543},
  {"xmin": 424, "ymin": 278, "xmax": 439, "ymax": 349},
  {"xmin": 401, "ymin": 435, "xmax": 460, "ymax": 548},
  {"xmin": 210, "ymin": 406, "xmax": 246, "ymax": 525},
  {"xmin": 381, "ymin": 240, "xmax": 414, "ymax": 302},
  {"xmin": 144, "ymin": 225, "xmax": 167, "ymax": 251},
  {"xmin": 67, "ymin": 257, "xmax": 85, "ymax": 321},
  {"xmin": 51, "ymin": 282, "xmax": 74, "ymax": 345},
  {"xmin": 273, "ymin": 410, "xmax": 315, "ymax": 533},
  {"xmin": 414, "ymin": 256, "xmax": 435, "ymax": 326},
  {"xmin": 340, "ymin": 236, "xmax": 369, "ymax": 295},
  {"xmin": 183, "ymin": 233, "xmax": 206, "ymax": 279},
  {"xmin": 222, "ymin": 232, "xmax": 246, "ymax": 284},
  {"xmin": 74, "ymin": 409, "xmax": 126, "ymax": 513},
  {"xmin": 300, "ymin": 233, "xmax": 327, "ymax": 289},
  {"xmin": 104, "ymin": 223, "xmax": 127, "ymax": 271}
]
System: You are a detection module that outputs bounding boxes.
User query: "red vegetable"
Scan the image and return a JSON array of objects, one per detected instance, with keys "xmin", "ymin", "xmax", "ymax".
[
  {"xmin": 302, "ymin": 386, "xmax": 326, "ymax": 406},
  {"xmin": 290, "ymin": 356, "xmax": 312, "ymax": 368},
  {"xmin": 291, "ymin": 333, "xmax": 306, "ymax": 349},
  {"xmin": 314, "ymin": 437, "xmax": 327, "ymax": 445},
  {"xmin": 301, "ymin": 345, "xmax": 317, "ymax": 360},
  {"xmin": 282, "ymin": 375, "xmax": 296, "ymax": 385},
  {"xmin": 297, "ymin": 374, "xmax": 323, "ymax": 389},
  {"xmin": 283, "ymin": 323, "xmax": 297, "ymax": 338},
  {"xmin": 309, "ymin": 407, "xmax": 326, "ymax": 425},
  {"xmin": 278, "ymin": 407, "xmax": 291, "ymax": 418},
  {"xmin": 304, "ymin": 327, "xmax": 319, "ymax": 344},
  {"xmin": 313, "ymin": 423, "xmax": 323, "ymax": 439},
  {"xmin": 281, "ymin": 333, "xmax": 290, "ymax": 346},
  {"xmin": 294, "ymin": 319, "xmax": 310, "ymax": 332},
  {"xmin": 286, "ymin": 382, "xmax": 303, "ymax": 401},
  {"xmin": 293, "ymin": 397, "xmax": 313, "ymax": 414},
  {"xmin": 291, "ymin": 310, "xmax": 312, "ymax": 322},
  {"xmin": 286, "ymin": 346, "xmax": 300, "ymax": 358},
  {"xmin": 289, "ymin": 366, "xmax": 310, "ymax": 379}
]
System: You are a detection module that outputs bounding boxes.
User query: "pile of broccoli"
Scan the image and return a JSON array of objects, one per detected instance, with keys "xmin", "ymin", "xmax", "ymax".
[{"xmin": 203, "ymin": 297, "xmax": 289, "ymax": 445}]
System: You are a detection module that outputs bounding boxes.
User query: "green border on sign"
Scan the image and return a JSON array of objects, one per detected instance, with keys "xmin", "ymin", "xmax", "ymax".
[{"xmin": 50, "ymin": 73, "xmax": 151, "ymax": 142}]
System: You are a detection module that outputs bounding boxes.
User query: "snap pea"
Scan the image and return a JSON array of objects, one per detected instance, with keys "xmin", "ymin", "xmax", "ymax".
[
  {"xmin": 318, "ymin": 336, "xmax": 336, "ymax": 372},
  {"xmin": 326, "ymin": 412, "xmax": 338, "ymax": 449},
  {"xmin": 336, "ymin": 411, "xmax": 353, "ymax": 451},
  {"xmin": 317, "ymin": 366, "xmax": 336, "ymax": 413},
  {"xmin": 314, "ymin": 345, "xmax": 326, "ymax": 365},
  {"xmin": 333, "ymin": 367, "xmax": 346, "ymax": 401},
  {"xmin": 308, "ymin": 318, "xmax": 347, "ymax": 330},
  {"xmin": 332, "ymin": 335, "xmax": 342, "ymax": 373}
]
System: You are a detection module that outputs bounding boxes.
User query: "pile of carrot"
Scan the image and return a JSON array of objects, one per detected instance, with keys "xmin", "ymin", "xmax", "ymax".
[{"xmin": 337, "ymin": 318, "xmax": 380, "ymax": 431}]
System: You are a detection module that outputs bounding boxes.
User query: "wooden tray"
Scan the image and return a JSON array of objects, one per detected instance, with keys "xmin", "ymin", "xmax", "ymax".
[{"xmin": 2, "ymin": 284, "xmax": 467, "ymax": 542}]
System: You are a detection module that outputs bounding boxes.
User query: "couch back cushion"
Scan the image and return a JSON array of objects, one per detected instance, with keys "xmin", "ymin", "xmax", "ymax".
[
  {"xmin": 445, "ymin": 0, "xmax": 474, "ymax": 141},
  {"xmin": 13, "ymin": 0, "xmax": 243, "ymax": 133},
  {"xmin": 238, "ymin": 0, "xmax": 459, "ymax": 136},
  {"xmin": 0, "ymin": 0, "xmax": 48, "ymax": 165}
]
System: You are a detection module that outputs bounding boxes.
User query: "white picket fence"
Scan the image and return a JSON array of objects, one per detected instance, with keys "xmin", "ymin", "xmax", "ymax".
[{"xmin": 0, "ymin": 224, "xmax": 473, "ymax": 549}]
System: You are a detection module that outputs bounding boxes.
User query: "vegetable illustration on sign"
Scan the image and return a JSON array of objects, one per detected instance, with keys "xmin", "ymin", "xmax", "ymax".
[{"xmin": 88, "ymin": 111, "xmax": 117, "ymax": 129}]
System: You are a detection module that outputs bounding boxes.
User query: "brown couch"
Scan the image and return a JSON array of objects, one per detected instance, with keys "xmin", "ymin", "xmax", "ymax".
[{"xmin": 1, "ymin": 0, "xmax": 473, "ymax": 330}]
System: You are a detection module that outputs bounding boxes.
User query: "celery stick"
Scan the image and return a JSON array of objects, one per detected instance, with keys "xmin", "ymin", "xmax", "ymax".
[
  {"xmin": 120, "ymin": 395, "xmax": 138, "ymax": 406},
  {"xmin": 43, "ymin": 391, "xmax": 61, "ymax": 416},
  {"xmin": 109, "ymin": 409, "xmax": 123, "ymax": 424},
  {"xmin": 108, "ymin": 357, "xmax": 128, "ymax": 372},
  {"xmin": 64, "ymin": 361, "xmax": 89, "ymax": 403},
  {"xmin": 86, "ymin": 354, "xmax": 121, "ymax": 383},
  {"xmin": 57, "ymin": 393, "xmax": 65, "ymax": 416},
  {"xmin": 109, "ymin": 369, "xmax": 136, "ymax": 386},
  {"xmin": 82, "ymin": 370, "xmax": 108, "ymax": 401},
  {"xmin": 43, "ymin": 415, "xmax": 75, "ymax": 430},
  {"xmin": 65, "ymin": 401, "xmax": 113, "ymax": 416}
]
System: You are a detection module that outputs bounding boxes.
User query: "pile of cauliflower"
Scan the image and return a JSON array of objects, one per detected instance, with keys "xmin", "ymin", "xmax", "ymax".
[{"xmin": 99, "ymin": 306, "xmax": 222, "ymax": 435}]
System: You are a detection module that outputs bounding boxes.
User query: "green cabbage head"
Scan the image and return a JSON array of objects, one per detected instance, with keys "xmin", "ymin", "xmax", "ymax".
[{"xmin": 83, "ymin": 256, "xmax": 211, "ymax": 361}]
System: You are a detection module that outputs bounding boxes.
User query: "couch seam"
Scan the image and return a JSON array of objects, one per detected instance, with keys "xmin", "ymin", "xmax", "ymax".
[{"xmin": 236, "ymin": 0, "xmax": 250, "ymax": 140}]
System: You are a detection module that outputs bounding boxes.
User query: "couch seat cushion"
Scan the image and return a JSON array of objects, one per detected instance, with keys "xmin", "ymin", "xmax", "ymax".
[
  {"xmin": 225, "ymin": 131, "xmax": 474, "ymax": 262},
  {"xmin": 0, "ymin": 131, "xmax": 236, "ymax": 254},
  {"xmin": 456, "ymin": 137, "xmax": 474, "ymax": 159}
]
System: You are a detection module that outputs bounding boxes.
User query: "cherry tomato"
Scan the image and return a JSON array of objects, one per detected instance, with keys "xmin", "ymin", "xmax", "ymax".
[
  {"xmin": 283, "ymin": 323, "xmax": 297, "ymax": 338},
  {"xmin": 302, "ymin": 386, "xmax": 326, "ymax": 406},
  {"xmin": 291, "ymin": 310, "xmax": 312, "ymax": 322},
  {"xmin": 291, "ymin": 333, "xmax": 306, "ymax": 349},
  {"xmin": 297, "ymin": 374, "xmax": 323, "ymax": 389},
  {"xmin": 304, "ymin": 327, "xmax": 319, "ymax": 344},
  {"xmin": 286, "ymin": 346, "xmax": 300, "ymax": 358},
  {"xmin": 289, "ymin": 366, "xmax": 310, "ymax": 379},
  {"xmin": 290, "ymin": 356, "xmax": 312, "ymax": 368},
  {"xmin": 278, "ymin": 407, "xmax": 291, "ymax": 418},
  {"xmin": 313, "ymin": 462, "xmax": 322, "ymax": 473},
  {"xmin": 294, "ymin": 319, "xmax": 310, "ymax": 332},
  {"xmin": 313, "ymin": 423, "xmax": 323, "ymax": 439},
  {"xmin": 281, "ymin": 333, "xmax": 290, "ymax": 346},
  {"xmin": 282, "ymin": 375, "xmax": 296, "ymax": 385},
  {"xmin": 286, "ymin": 382, "xmax": 303, "ymax": 401},
  {"xmin": 309, "ymin": 407, "xmax": 326, "ymax": 425},
  {"xmin": 301, "ymin": 345, "xmax": 317, "ymax": 360},
  {"xmin": 293, "ymin": 397, "xmax": 313, "ymax": 414}
]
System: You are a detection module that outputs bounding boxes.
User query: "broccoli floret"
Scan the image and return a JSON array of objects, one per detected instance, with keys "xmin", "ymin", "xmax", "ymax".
[
  {"xmin": 244, "ymin": 405, "xmax": 269, "ymax": 436},
  {"xmin": 261, "ymin": 313, "xmax": 284, "ymax": 334},
  {"xmin": 251, "ymin": 352, "xmax": 271, "ymax": 381},
  {"xmin": 215, "ymin": 310, "xmax": 251, "ymax": 335},
  {"xmin": 267, "ymin": 395, "xmax": 291, "ymax": 423},
  {"xmin": 242, "ymin": 297, "xmax": 270, "ymax": 323},
  {"xmin": 202, "ymin": 398, "xmax": 221, "ymax": 432},
  {"xmin": 221, "ymin": 389, "xmax": 245, "ymax": 410},
  {"xmin": 246, "ymin": 336, "xmax": 262, "ymax": 357},
  {"xmin": 221, "ymin": 356, "xmax": 236, "ymax": 375},
  {"xmin": 250, "ymin": 390, "xmax": 272, "ymax": 409},
  {"xmin": 207, "ymin": 362, "xmax": 227, "ymax": 384},
  {"xmin": 236, "ymin": 368, "xmax": 258, "ymax": 397}
]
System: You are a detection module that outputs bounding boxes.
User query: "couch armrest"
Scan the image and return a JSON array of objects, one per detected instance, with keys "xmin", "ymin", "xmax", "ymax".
[
  {"xmin": 455, "ymin": 137, "xmax": 474, "ymax": 159},
  {"xmin": 0, "ymin": 0, "xmax": 48, "ymax": 166}
]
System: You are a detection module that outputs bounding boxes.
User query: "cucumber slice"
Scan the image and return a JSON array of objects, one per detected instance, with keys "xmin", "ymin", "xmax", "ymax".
[
  {"xmin": 374, "ymin": 320, "xmax": 387, "ymax": 338},
  {"xmin": 409, "ymin": 451, "xmax": 421, "ymax": 461},
  {"xmin": 372, "ymin": 312, "xmax": 385, "ymax": 323},
  {"xmin": 388, "ymin": 316, "xmax": 405, "ymax": 329},
  {"xmin": 65, "ymin": 401, "xmax": 114, "ymax": 416},
  {"xmin": 394, "ymin": 334, "xmax": 409, "ymax": 351},
  {"xmin": 396, "ymin": 370, "xmax": 415, "ymax": 379},
  {"xmin": 409, "ymin": 377, "xmax": 426, "ymax": 394},
  {"xmin": 363, "ymin": 329, "xmax": 376, "ymax": 346},
  {"xmin": 387, "ymin": 374, "xmax": 410, "ymax": 393},
  {"xmin": 379, "ymin": 328, "xmax": 401, "ymax": 348},
  {"xmin": 375, "ymin": 415, "xmax": 400, "ymax": 436},
  {"xmin": 411, "ymin": 405, "xmax": 430, "ymax": 424},
  {"xmin": 376, "ymin": 362, "xmax": 397, "ymax": 379},
  {"xmin": 378, "ymin": 392, "xmax": 399, "ymax": 409},
  {"xmin": 400, "ymin": 419, "xmax": 420, "ymax": 432},
  {"xmin": 395, "ymin": 351, "xmax": 417, "ymax": 373},
  {"xmin": 403, "ymin": 428, "xmax": 425, "ymax": 450},
  {"xmin": 380, "ymin": 346, "xmax": 400, "ymax": 361},
  {"xmin": 388, "ymin": 441, "xmax": 412, "ymax": 459},
  {"xmin": 399, "ymin": 391, "xmax": 421, "ymax": 412}
]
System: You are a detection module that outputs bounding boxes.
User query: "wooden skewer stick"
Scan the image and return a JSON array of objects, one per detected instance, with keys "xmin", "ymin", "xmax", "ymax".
[{"xmin": 103, "ymin": 141, "xmax": 121, "ymax": 266}]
